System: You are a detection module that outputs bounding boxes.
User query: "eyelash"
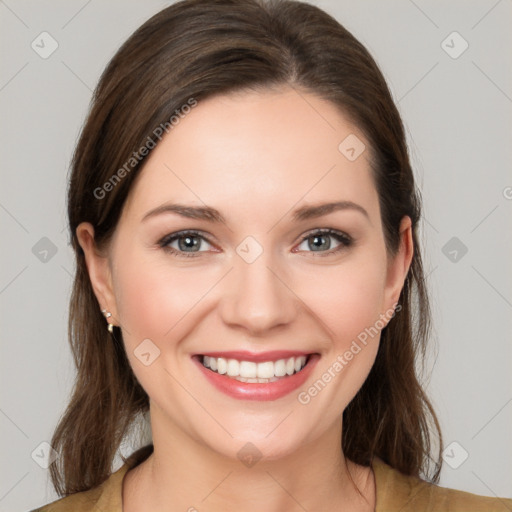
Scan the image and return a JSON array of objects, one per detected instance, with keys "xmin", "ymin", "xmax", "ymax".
[{"xmin": 158, "ymin": 229, "xmax": 353, "ymax": 259}]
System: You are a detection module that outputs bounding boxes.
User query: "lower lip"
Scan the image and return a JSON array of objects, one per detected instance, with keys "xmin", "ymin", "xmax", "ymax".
[{"xmin": 193, "ymin": 355, "xmax": 320, "ymax": 401}]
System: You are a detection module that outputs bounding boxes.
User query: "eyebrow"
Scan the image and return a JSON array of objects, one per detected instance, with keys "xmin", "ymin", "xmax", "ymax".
[{"xmin": 141, "ymin": 200, "xmax": 370, "ymax": 224}]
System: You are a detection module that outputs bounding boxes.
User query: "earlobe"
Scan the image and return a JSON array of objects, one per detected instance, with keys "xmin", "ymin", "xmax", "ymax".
[{"xmin": 75, "ymin": 222, "xmax": 118, "ymax": 323}]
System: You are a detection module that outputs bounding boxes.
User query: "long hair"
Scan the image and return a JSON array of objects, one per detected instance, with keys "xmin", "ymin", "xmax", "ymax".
[{"xmin": 50, "ymin": 0, "xmax": 443, "ymax": 496}]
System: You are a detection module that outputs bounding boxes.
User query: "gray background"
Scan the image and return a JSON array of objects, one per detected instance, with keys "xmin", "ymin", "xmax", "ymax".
[{"xmin": 1, "ymin": 0, "xmax": 511, "ymax": 510}]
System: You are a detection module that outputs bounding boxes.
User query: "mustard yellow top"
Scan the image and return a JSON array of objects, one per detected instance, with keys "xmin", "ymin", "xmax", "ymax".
[{"xmin": 31, "ymin": 455, "xmax": 512, "ymax": 512}]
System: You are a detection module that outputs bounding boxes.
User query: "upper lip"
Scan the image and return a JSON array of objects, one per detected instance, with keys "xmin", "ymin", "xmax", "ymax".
[{"xmin": 195, "ymin": 350, "xmax": 315, "ymax": 362}]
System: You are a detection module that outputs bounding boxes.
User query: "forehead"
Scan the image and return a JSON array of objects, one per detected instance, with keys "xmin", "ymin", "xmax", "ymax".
[{"xmin": 121, "ymin": 87, "xmax": 379, "ymax": 225}]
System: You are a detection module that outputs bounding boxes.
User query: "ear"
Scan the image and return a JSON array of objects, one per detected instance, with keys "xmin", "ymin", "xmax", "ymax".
[
  {"xmin": 76, "ymin": 222, "xmax": 119, "ymax": 327},
  {"xmin": 382, "ymin": 215, "xmax": 414, "ymax": 315}
]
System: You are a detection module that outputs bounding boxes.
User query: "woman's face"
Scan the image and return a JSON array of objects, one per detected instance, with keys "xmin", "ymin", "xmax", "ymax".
[{"xmin": 78, "ymin": 86, "xmax": 412, "ymax": 462}]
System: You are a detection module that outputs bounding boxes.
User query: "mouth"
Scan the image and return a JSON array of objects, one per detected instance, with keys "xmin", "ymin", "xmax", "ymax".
[
  {"xmin": 192, "ymin": 351, "xmax": 319, "ymax": 401},
  {"xmin": 200, "ymin": 354, "xmax": 308, "ymax": 383}
]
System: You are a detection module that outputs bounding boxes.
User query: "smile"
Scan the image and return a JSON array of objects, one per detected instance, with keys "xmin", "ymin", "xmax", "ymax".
[{"xmin": 193, "ymin": 351, "xmax": 320, "ymax": 401}]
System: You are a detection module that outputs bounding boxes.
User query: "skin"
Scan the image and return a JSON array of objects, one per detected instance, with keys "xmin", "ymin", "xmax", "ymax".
[{"xmin": 77, "ymin": 86, "xmax": 413, "ymax": 511}]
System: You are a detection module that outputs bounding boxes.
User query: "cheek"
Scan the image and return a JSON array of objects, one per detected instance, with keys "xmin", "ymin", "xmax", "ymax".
[
  {"xmin": 112, "ymin": 249, "xmax": 219, "ymax": 344},
  {"xmin": 293, "ymin": 254, "xmax": 386, "ymax": 421},
  {"xmin": 115, "ymin": 242, "xmax": 388, "ymax": 348},
  {"xmin": 301, "ymin": 252, "xmax": 388, "ymax": 345},
  {"xmin": 111, "ymin": 250, "xmax": 220, "ymax": 399}
]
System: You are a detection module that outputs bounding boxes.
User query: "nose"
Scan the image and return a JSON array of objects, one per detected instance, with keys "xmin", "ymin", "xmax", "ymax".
[{"xmin": 218, "ymin": 251, "xmax": 298, "ymax": 336}]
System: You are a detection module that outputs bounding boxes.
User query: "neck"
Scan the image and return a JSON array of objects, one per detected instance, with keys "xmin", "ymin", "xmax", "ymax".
[{"xmin": 123, "ymin": 406, "xmax": 375, "ymax": 512}]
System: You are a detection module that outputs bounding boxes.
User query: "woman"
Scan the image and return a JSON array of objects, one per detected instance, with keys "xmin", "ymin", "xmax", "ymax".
[{"xmin": 31, "ymin": 0, "xmax": 511, "ymax": 510}]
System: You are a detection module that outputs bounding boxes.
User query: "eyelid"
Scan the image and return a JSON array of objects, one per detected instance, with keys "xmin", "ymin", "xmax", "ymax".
[{"xmin": 297, "ymin": 227, "xmax": 352, "ymax": 244}]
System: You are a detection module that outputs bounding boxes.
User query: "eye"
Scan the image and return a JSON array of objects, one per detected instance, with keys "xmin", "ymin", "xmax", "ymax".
[
  {"xmin": 158, "ymin": 228, "xmax": 353, "ymax": 259},
  {"xmin": 294, "ymin": 229, "xmax": 353, "ymax": 256},
  {"xmin": 158, "ymin": 230, "xmax": 215, "ymax": 258}
]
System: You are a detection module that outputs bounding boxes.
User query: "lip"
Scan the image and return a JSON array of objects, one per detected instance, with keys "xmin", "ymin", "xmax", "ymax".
[
  {"xmin": 192, "ymin": 352, "xmax": 320, "ymax": 401},
  {"xmin": 198, "ymin": 350, "xmax": 311, "ymax": 362}
]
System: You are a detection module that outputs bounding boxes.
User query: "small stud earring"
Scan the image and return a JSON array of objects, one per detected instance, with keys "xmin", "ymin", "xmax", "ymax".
[{"xmin": 101, "ymin": 309, "xmax": 115, "ymax": 334}]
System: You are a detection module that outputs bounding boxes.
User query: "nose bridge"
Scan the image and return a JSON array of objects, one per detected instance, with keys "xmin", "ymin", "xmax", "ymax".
[{"xmin": 220, "ymin": 241, "xmax": 297, "ymax": 333}]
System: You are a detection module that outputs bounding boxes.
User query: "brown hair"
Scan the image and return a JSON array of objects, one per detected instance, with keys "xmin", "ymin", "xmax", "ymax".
[{"xmin": 50, "ymin": 0, "xmax": 443, "ymax": 497}]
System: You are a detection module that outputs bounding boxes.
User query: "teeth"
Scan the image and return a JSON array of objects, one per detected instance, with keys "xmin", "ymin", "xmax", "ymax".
[
  {"xmin": 257, "ymin": 361, "xmax": 274, "ymax": 379},
  {"xmin": 234, "ymin": 376, "xmax": 280, "ymax": 383},
  {"xmin": 201, "ymin": 355, "xmax": 307, "ymax": 380},
  {"xmin": 227, "ymin": 359, "xmax": 239, "ymax": 376},
  {"xmin": 217, "ymin": 357, "xmax": 227, "ymax": 375},
  {"xmin": 286, "ymin": 357, "xmax": 295, "ymax": 375},
  {"xmin": 239, "ymin": 360, "xmax": 257, "ymax": 378},
  {"xmin": 274, "ymin": 359, "xmax": 286, "ymax": 377}
]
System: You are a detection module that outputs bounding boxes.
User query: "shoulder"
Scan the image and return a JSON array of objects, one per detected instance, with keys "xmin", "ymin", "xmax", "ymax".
[
  {"xmin": 372, "ymin": 456, "xmax": 512, "ymax": 512},
  {"xmin": 28, "ymin": 485, "xmax": 103, "ymax": 512},
  {"xmin": 29, "ymin": 445, "xmax": 153, "ymax": 512},
  {"xmin": 28, "ymin": 463, "xmax": 130, "ymax": 512}
]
